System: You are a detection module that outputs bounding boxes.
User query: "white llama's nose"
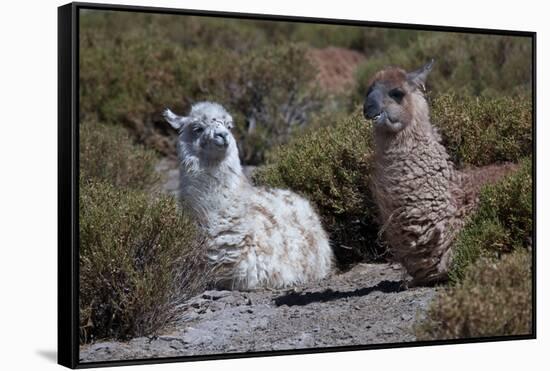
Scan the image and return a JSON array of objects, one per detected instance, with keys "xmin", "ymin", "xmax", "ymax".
[{"xmin": 213, "ymin": 131, "xmax": 229, "ymax": 147}]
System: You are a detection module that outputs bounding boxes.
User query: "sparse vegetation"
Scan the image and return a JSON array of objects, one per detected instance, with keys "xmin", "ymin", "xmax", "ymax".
[
  {"xmin": 449, "ymin": 158, "xmax": 532, "ymax": 283},
  {"xmin": 432, "ymin": 93, "xmax": 532, "ymax": 167},
  {"xmin": 80, "ymin": 12, "xmax": 328, "ymax": 164},
  {"xmin": 79, "ymin": 180, "xmax": 207, "ymax": 343},
  {"xmin": 355, "ymin": 33, "xmax": 532, "ymax": 99},
  {"xmin": 79, "ymin": 117, "xmax": 207, "ymax": 343},
  {"xmin": 79, "ymin": 121, "xmax": 160, "ymax": 190},
  {"xmin": 415, "ymin": 249, "xmax": 532, "ymax": 340}
]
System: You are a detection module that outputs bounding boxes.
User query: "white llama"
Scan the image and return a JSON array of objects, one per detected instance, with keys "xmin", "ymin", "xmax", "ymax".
[{"xmin": 163, "ymin": 102, "xmax": 333, "ymax": 290}]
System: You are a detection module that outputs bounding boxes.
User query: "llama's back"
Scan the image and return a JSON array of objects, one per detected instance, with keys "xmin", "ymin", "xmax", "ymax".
[
  {"xmin": 211, "ymin": 186, "xmax": 333, "ymax": 290},
  {"xmin": 456, "ymin": 162, "xmax": 521, "ymax": 217}
]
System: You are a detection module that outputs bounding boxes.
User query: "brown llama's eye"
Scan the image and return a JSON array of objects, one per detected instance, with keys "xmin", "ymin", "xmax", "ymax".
[{"xmin": 389, "ymin": 88, "xmax": 405, "ymax": 103}]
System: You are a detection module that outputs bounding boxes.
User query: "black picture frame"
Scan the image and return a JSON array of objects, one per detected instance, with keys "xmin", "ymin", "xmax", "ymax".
[{"xmin": 58, "ymin": 2, "xmax": 537, "ymax": 369}]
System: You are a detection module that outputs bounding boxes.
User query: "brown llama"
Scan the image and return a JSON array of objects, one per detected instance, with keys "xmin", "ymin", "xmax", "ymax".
[{"xmin": 363, "ymin": 60, "xmax": 517, "ymax": 286}]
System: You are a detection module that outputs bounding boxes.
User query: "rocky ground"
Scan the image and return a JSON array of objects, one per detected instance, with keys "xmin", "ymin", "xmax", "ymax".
[{"xmin": 80, "ymin": 263, "xmax": 437, "ymax": 363}]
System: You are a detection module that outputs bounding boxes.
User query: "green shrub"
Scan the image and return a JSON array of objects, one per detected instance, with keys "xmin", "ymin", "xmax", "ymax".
[
  {"xmin": 80, "ymin": 11, "xmax": 273, "ymax": 54},
  {"xmin": 359, "ymin": 28, "xmax": 425, "ymax": 55},
  {"xmin": 415, "ymin": 249, "xmax": 532, "ymax": 340},
  {"xmin": 80, "ymin": 28, "xmax": 189, "ymax": 156},
  {"xmin": 355, "ymin": 32, "xmax": 532, "ymax": 99},
  {"xmin": 177, "ymin": 43, "xmax": 325, "ymax": 164},
  {"xmin": 254, "ymin": 112, "xmax": 380, "ymax": 265},
  {"xmin": 449, "ymin": 158, "xmax": 532, "ymax": 284},
  {"xmin": 80, "ymin": 13, "xmax": 327, "ymax": 164},
  {"xmin": 80, "ymin": 121, "xmax": 160, "ymax": 190},
  {"xmin": 79, "ymin": 180, "xmax": 208, "ymax": 343},
  {"xmin": 289, "ymin": 23, "xmax": 366, "ymax": 50},
  {"xmin": 432, "ymin": 93, "xmax": 532, "ymax": 167},
  {"xmin": 80, "ymin": 11, "xmax": 420, "ymax": 54},
  {"xmin": 289, "ymin": 25, "xmax": 424, "ymax": 53},
  {"xmin": 227, "ymin": 43, "xmax": 325, "ymax": 164}
]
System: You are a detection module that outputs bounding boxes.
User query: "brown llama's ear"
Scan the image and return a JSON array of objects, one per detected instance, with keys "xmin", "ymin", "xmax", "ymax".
[{"xmin": 407, "ymin": 59, "xmax": 435, "ymax": 91}]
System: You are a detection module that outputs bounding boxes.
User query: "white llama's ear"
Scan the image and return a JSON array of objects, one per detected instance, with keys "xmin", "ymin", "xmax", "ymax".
[
  {"xmin": 163, "ymin": 108, "xmax": 188, "ymax": 130},
  {"xmin": 407, "ymin": 59, "xmax": 434, "ymax": 91}
]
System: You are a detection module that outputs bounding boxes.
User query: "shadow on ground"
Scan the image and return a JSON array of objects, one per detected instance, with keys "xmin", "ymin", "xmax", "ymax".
[{"xmin": 274, "ymin": 280, "xmax": 405, "ymax": 306}]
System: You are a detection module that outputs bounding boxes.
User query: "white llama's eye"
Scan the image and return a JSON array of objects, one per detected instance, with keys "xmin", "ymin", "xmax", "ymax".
[{"xmin": 193, "ymin": 126, "xmax": 204, "ymax": 134}]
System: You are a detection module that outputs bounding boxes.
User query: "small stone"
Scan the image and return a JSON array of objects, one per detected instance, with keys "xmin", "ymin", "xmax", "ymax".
[
  {"xmin": 158, "ymin": 336, "xmax": 178, "ymax": 342},
  {"xmin": 380, "ymin": 327, "xmax": 394, "ymax": 334},
  {"xmin": 201, "ymin": 290, "xmax": 232, "ymax": 300}
]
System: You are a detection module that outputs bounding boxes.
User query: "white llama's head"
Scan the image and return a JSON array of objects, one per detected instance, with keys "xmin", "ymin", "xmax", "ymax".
[
  {"xmin": 363, "ymin": 59, "xmax": 434, "ymax": 135},
  {"xmin": 163, "ymin": 102, "xmax": 237, "ymax": 165}
]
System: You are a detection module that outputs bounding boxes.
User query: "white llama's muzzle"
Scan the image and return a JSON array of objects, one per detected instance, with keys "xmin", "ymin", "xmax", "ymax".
[{"xmin": 212, "ymin": 130, "xmax": 229, "ymax": 147}]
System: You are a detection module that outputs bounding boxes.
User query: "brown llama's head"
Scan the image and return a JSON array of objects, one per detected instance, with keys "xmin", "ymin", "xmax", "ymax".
[{"xmin": 363, "ymin": 59, "xmax": 434, "ymax": 135}]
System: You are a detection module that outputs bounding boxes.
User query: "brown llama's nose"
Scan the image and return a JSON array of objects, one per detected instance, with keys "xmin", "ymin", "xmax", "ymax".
[
  {"xmin": 364, "ymin": 89, "xmax": 383, "ymax": 120},
  {"xmin": 364, "ymin": 100, "xmax": 382, "ymax": 120}
]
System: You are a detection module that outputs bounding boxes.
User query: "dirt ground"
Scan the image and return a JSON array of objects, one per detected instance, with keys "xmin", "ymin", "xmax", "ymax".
[{"xmin": 79, "ymin": 262, "xmax": 436, "ymax": 363}]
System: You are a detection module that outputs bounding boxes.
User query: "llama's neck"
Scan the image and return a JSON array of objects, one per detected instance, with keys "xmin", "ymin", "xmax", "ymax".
[
  {"xmin": 374, "ymin": 117, "xmax": 434, "ymax": 160},
  {"xmin": 178, "ymin": 147, "xmax": 250, "ymax": 224},
  {"xmin": 374, "ymin": 95, "xmax": 437, "ymax": 161},
  {"xmin": 373, "ymin": 107, "xmax": 460, "ymax": 188}
]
